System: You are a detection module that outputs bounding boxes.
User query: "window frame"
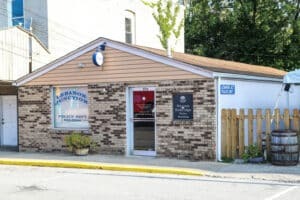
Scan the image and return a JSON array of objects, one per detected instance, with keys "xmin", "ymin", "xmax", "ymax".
[
  {"xmin": 11, "ymin": 0, "xmax": 24, "ymax": 26},
  {"xmin": 51, "ymin": 85, "xmax": 89, "ymax": 130},
  {"xmin": 124, "ymin": 10, "xmax": 136, "ymax": 44},
  {"xmin": 125, "ymin": 17, "xmax": 133, "ymax": 44}
]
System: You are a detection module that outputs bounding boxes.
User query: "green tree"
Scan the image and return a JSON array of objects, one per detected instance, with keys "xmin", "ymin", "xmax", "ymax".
[
  {"xmin": 185, "ymin": 0, "xmax": 300, "ymax": 71},
  {"xmin": 142, "ymin": 0, "xmax": 184, "ymax": 55}
]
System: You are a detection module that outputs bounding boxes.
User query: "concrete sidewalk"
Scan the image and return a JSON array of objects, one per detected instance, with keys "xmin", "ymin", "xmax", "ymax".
[{"xmin": 0, "ymin": 151, "xmax": 299, "ymax": 183}]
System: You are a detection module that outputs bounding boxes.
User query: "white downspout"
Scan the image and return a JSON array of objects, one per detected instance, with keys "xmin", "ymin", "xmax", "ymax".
[
  {"xmin": 167, "ymin": 38, "xmax": 172, "ymax": 58},
  {"xmin": 286, "ymin": 91, "xmax": 290, "ymax": 110},
  {"xmin": 216, "ymin": 76, "xmax": 222, "ymax": 161}
]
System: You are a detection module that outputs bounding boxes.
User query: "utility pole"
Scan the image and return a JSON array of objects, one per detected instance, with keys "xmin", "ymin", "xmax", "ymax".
[{"xmin": 28, "ymin": 18, "xmax": 33, "ymax": 73}]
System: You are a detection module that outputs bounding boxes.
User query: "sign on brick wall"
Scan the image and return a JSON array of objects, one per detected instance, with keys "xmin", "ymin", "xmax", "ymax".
[{"xmin": 173, "ymin": 93, "xmax": 193, "ymax": 120}]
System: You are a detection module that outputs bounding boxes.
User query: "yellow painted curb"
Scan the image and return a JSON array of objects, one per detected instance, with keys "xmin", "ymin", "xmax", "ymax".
[{"xmin": 0, "ymin": 158, "xmax": 203, "ymax": 176}]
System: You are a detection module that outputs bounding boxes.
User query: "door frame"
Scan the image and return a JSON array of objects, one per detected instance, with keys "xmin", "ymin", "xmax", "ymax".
[
  {"xmin": 126, "ymin": 86, "xmax": 156, "ymax": 156},
  {"xmin": 0, "ymin": 95, "xmax": 18, "ymax": 147},
  {"xmin": 0, "ymin": 96, "xmax": 3, "ymax": 146}
]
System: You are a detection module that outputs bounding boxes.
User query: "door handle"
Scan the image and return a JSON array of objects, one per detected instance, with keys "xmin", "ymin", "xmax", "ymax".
[
  {"xmin": 132, "ymin": 118, "xmax": 155, "ymax": 122},
  {"xmin": 129, "ymin": 118, "xmax": 155, "ymax": 122},
  {"xmin": 1, "ymin": 118, "xmax": 4, "ymax": 125}
]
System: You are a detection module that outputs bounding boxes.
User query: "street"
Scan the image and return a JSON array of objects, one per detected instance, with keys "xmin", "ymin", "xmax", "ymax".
[{"xmin": 0, "ymin": 165, "xmax": 299, "ymax": 200}]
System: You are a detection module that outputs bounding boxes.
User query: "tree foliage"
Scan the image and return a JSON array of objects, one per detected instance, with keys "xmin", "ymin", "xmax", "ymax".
[
  {"xmin": 142, "ymin": 0, "xmax": 184, "ymax": 50},
  {"xmin": 185, "ymin": 0, "xmax": 300, "ymax": 71}
]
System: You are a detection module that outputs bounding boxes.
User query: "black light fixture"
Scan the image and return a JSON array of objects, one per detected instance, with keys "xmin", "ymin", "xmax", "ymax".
[{"xmin": 100, "ymin": 42, "xmax": 106, "ymax": 51}]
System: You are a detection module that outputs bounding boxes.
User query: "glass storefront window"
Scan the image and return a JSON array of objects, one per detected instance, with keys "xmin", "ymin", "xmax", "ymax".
[{"xmin": 53, "ymin": 86, "xmax": 89, "ymax": 129}]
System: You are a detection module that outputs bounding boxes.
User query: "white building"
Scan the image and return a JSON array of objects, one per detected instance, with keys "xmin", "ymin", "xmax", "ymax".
[
  {"xmin": 1, "ymin": 0, "xmax": 185, "ymax": 64},
  {"xmin": 0, "ymin": 26, "xmax": 50, "ymax": 81}
]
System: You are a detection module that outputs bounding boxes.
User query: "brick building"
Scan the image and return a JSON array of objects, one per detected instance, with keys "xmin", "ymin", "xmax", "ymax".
[{"xmin": 14, "ymin": 38, "xmax": 287, "ymax": 160}]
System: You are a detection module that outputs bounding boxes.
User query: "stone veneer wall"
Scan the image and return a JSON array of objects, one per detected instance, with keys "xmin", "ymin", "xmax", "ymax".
[{"xmin": 18, "ymin": 79, "xmax": 216, "ymax": 160}]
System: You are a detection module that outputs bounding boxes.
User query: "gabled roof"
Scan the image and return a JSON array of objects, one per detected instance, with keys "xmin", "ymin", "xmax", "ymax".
[
  {"xmin": 137, "ymin": 46, "xmax": 286, "ymax": 79},
  {"xmin": 14, "ymin": 37, "xmax": 286, "ymax": 86},
  {"xmin": 0, "ymin": 26, "xmax": 50, "ymax": 53}
]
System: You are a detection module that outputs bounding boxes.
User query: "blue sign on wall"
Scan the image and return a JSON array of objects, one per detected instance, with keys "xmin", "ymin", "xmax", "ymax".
[{"xmin": 220, "ymin": 84, "xmax": 235, "ymax": 95}]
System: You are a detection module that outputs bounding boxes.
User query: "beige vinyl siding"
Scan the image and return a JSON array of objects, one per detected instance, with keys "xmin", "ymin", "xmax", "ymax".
[{"xmin": 26, "ymin": 47, "xmax": 203, "ymax": 85}]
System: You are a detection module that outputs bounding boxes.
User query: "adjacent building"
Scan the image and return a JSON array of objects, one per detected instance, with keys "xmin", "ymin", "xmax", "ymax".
[{"xmin": 1, "ymin": 0, "xmax": 184, "ymax": 60}]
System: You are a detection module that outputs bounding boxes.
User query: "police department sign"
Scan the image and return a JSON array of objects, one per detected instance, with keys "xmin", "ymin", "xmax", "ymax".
[
  {"xmin": 53, "ymin": 87, "xmax": 89, "ymax": 128},
  {"xmin": 55, "ymin": 90, "xmax": 88, "ymax": 105}
]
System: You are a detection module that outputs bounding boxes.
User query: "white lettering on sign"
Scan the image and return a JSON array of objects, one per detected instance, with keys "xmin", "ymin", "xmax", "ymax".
[{"xmin": 220, "ymin": 84, "xmax": 235, "ymax": 95}]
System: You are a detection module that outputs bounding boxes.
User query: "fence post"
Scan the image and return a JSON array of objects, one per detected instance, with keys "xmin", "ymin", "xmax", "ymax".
[
  {"xmin": 226, "ymin": 109, "xmax": 232, "ymax": 158},
  {"xmin": 231, "ymin": 109, "xmax": 237, "ymax": 158},
  {"xmin": 256, "ymin": 109, "xmax": 262, "ymax": 151},
  {"xmin": 274, "ymin": 109, "xmax": 280, "ymax": 130},
  {"xmin": 293, "ymin": 109, "xmax": 299, "ymax": 131},
  {"xmin": 221, "ymin": 109, "xmax": 227, "ymax": 158},
  {"xmin": 238, "ymin": 109, "xmax": 245, "ymax": 157},
  {"xmin": 265, "ymin": 109, "xmax": 271, "ymax": 158},
  {"xmin": 248, "ymin": 109, "xmax": 253, "ymax": 146},
  {"xmin": 284, "ymin": 109, "xmax": 290, "ymax": 130}
]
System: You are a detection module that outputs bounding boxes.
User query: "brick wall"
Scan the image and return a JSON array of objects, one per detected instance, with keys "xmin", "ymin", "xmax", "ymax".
[
  {"xmin": 89, "ymin": 83, "xmax": 127, "ymax": 154},
  {"xmin": 156, "ymin": 80, "xmax": 216, "ymax": 160},
  {"xmin": 18, "ymin": 79, "xmax": 216, "ymax": 160},
  {"xmin": 18, "ymin": 86, "xmax": 54, "ymax": 151}
]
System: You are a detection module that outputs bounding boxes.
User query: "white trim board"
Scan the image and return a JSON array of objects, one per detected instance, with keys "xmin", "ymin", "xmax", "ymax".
[{"xmin": 213, "ymin": 72, "xmax": 283, "ymax": 82}]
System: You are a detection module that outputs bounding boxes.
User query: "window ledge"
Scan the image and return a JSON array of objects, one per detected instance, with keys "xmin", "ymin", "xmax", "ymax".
[{"xmin": 49, "ymin": 128, "xmax": 90, "ymax": 134}]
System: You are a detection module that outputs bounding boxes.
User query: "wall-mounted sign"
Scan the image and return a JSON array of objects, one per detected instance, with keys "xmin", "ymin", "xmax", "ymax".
[
  {"xmin": 220, "ymin": 84, "xmax": 235, "ymax": 95},
  {"xmin": 173, "ymin": 93, "xmax": 193, "ymax": 120},
  {"xmin": 53, "ymin": 87, "xmax": 89, "ymax": 128}
]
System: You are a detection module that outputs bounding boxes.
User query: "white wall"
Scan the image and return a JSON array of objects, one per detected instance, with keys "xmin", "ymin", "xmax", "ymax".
[
  {"xmin": 216, "ymin": 77, "xmax": 300, "ymax": 160},
  {"xmin": 2, "ymin": 0, "xmax": 185, "ymax": 68},
  {"xmin": 219, "ymin": 78, "xmax": 300, "ymax": 110},
  {"xmin": 0, "ymin": 27, "xmax": 50, "ymax": 80},
  {"xmin": 46, "ymin": 0, "xmax": 185, "ymax": 59}
]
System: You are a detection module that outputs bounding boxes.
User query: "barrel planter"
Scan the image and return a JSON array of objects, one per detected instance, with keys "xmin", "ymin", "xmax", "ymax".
[{"xmin": 271, "ymin": 130, "xmax": 299, "ymax": 166}]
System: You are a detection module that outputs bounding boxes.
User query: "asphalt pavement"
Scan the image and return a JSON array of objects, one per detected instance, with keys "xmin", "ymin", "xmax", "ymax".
[
  {"xmin": 0, "ymin": 151, "xmax": 299, "ymax": 183},
  {"xmin": 0, "ymin": 165, "xmax": 299, "ymax": 200}
]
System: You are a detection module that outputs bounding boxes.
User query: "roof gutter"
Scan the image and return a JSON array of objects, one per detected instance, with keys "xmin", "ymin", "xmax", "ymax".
[{"xmin": 213, "ymin": 72, "xmax": 283, "ymax": 82}]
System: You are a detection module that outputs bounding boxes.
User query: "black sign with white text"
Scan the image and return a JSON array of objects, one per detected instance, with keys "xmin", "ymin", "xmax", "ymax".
[{"xmin": 173, "ymin": 93, "xmax": 193, "ymax": 120}]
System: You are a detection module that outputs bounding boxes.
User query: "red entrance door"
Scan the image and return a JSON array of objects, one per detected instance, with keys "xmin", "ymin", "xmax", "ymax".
[{"xmin": 133, "ymin": 90, "xmax": 155, "ymax": 152}]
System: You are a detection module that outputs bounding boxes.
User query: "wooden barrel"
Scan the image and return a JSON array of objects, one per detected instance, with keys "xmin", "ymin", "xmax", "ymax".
[{"xmin": 271, "ymin": 130, "xmax": 299, "ymax": 166}]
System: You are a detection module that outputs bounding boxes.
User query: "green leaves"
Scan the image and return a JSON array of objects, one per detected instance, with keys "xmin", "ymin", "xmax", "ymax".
[
  {"xmin": 142, "ymin": 0, "xmax": 184, "ymax": 51},
  {"xmin": 185, "ymin": 0, "xmax": 300, "ymax": 71},
  {"xmin": 242, "ymin": 144, "xmax": 263, "ymax": 162},
  {"xmin": 65, "ymin": 132, "xmax": 91, "ymax": 151}
]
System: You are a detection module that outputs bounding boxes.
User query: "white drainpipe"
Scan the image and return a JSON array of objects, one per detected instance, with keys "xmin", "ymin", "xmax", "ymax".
[
  {"xmin": 167, "ymin": 38, "xmax": 172, "ymax": 58},
  {"xmin": 215, "ymin": 76, "xmax": 222, "ymax": 161}
]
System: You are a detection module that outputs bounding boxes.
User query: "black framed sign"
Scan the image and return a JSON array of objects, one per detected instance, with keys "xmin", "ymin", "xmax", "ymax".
[{"xmin": 173, "ymin": 93, "xmax": 193, "ymax": 120}]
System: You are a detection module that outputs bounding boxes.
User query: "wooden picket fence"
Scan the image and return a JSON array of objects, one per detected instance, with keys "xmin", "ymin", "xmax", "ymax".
[{"xmin": 221, "ymin": 108, "xmax": 300, "ymax": 159}]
